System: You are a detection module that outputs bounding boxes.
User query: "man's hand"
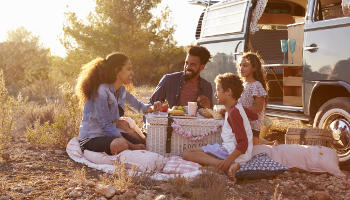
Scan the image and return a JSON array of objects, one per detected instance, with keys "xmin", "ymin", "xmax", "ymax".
[
  {"xmin": 216, "ymin": 158, "xmax": 234, "ymax": 173},
  {"xmin": 197, "ymin": 95, "xmax": 211, "ymax": 109},
  {"xmin": 147, "ymin": 101, "xmax": 162, "ymax": 113}
]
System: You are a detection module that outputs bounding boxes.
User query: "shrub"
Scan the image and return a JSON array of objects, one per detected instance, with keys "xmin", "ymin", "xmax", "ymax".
[
  {"xmin": 25, "ymin": 83, "xmax": 81, "ymax": 148},
  {"xmin": 0, "ymin": 70, "xmax": 22, "ymax": 150}
]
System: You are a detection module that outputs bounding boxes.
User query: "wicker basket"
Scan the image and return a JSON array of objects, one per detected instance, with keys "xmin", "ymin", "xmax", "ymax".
[
  {"xmin": 285, "ymin": 128, "xmax": 333, "ymax": 147},
  {"xmin": 146, "ymin": 115, "xmax": 223, "ymax": 157}
]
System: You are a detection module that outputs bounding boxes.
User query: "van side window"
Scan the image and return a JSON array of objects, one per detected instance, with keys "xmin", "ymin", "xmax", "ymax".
[{"xmin": 314, "ymin": 0, "xmax": 344, "ymax": 21}]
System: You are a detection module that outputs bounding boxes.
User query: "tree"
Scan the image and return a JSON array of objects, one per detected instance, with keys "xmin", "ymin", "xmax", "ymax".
[
  {"xmin": 0, "ymin": 27, "xmax": 50, "ymax": 95},
  {"xmin": 62, "ymin": 0, "xmax": 186, "ymax": 85}
]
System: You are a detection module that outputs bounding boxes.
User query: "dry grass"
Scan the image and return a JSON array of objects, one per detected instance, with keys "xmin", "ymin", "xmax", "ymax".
[
  {"xmin": 99, "ymin": 161, "xmax": 134, "ymax": 190},
  {"xmin": 70, "ymin": 167, "xmax": 87, "ymax": 182},
  {"xmin": 273, "ymin": 184, "xmax": 283, "ymax": 200},
  {"xmin": 190, "ymin": 170, "xmax": 227, "ymax": 200}
]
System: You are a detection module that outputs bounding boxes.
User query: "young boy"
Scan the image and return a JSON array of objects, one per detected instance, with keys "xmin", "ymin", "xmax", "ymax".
[{"xmin": 182, "ymin": 73, "xmax": 258, "ymax": 180}]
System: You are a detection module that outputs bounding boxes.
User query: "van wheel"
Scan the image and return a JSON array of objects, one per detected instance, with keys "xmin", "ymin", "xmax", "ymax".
[{"xmin": 313, "ymin": 97, "xmax": 350, "ymax": 168}]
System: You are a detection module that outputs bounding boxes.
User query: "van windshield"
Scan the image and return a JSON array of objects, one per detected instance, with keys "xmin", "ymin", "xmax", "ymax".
[{"xmin": 201, "ymin": 0, "xmax": 249, "ymax": 37}]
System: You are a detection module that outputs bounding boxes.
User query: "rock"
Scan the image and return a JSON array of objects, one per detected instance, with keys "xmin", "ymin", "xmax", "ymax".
[
  {"xmin": 314, "ymin": 191, "xmax": 331, "ymax": 200},
  {"xmin": 1, "ymin": 153, "xmax": 10, "ymax": 161},
  {"xmin": 34, "ymin": 197, "xmax": 46, "ymax": 200},
  {"xmin": 300, "ymin": 195, "xmax": 309, "ymax": 200},
  {"xmin": 122, "ymin": 190, "xmax": 137, "ymax": 199},
  {"xmin": 154, "ymin": 195, "xmax": 167, "ymax": 200},
  {"xmin": 95, "ymin": 184, "xmax": 116, "ymax": 198},
  {"xmin": 54, "ymin": 150, "xmax": 65, "ymax": 155},
  {"xmin": 69, "ymin": 189, "xmax": 83, "ymax": 198},
  {"xmin": 326, "ymin": 185, "xmax": 335, "ymax": 191},
  {"xmin": 85, "ymin": 180, "xmax": 96, "ymax": 187},
  {"xmin": 306, "ymin": 190, "xmax": 314, "ymax": 197},
  {"xmin": 96, "ymin": 197, "xmax": 107, "ymax": 200},
  {"xmin": 154, "ymin": 184, "xmax": 170, "ymax": 192},
  {"xmin": 115, "ymin": 189, "xmax": 126, "ymax": 195},
  {"xmin": 22, "ymin": 186, "xmax": 35, "ymax": 194},
  {"xmin": 111, "ymin": 196, "xmax": 120, "ymax": 200},
  {"xmin": 0, "ymin": 196, "xmax": 11, "ymax": 200},
  {"xmin": 299, "ymin": 183, "xmax": 307, "ymax": 190}
]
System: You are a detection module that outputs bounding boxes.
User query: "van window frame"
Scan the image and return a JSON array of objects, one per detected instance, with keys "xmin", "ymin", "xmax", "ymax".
[{"xmin": 200, "ymin": 0, "xmax": 250, "ymax": 38}]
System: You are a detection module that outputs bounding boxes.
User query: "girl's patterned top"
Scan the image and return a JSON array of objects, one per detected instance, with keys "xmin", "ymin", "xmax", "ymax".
[{"xmin": 238, "ymin": 81, "xmax": 267, "ymax": 131}]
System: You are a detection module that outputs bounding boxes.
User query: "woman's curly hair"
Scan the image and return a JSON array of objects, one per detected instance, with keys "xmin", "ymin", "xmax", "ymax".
[{"xmin": 75, "ymin": 52, "xmax": 129, "ymax": 106}]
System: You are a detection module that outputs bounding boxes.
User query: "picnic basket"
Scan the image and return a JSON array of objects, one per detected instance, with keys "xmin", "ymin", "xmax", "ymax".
[
  {"xmin": 285, "ymin": 128, "xmax": 333, "ymax": 147},
  {"xmin": 146, "ymin": 115, "xmax": 223, "ymax": 156}
]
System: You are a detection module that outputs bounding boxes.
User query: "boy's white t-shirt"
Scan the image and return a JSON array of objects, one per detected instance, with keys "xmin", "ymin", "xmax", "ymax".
[{"xmin": 221, "ymin": 103, "xmax": 253, "ymax": 164}]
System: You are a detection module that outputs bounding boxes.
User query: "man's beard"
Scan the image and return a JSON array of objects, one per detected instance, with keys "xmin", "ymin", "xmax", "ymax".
[{"xmin": 184, "ymin": 69, "xmax": 200, "ymax": 80}]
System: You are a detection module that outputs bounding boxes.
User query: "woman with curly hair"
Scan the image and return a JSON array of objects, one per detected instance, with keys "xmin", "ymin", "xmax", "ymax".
[{"xmin": 76, "ymin": 52, "xmax": 161, "ymax": 155}]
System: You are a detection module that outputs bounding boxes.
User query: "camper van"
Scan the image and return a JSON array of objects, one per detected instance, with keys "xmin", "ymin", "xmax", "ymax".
[{"xmin": 195, "ymin": 0, "xmax": 350, "ymax": 165}]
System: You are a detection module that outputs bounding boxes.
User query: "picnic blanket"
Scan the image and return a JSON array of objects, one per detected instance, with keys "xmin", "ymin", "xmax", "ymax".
[{"xmin": 66, "ymin": 137, "xmax": 202, "ymax": 180}]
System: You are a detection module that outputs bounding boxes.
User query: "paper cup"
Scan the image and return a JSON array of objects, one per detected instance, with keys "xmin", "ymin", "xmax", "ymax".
[{"xmin": 188, "ymin": 102, "xmax": 197, "ymax": 116}]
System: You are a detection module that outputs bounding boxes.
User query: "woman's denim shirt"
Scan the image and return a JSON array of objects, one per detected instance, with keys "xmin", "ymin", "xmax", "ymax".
[{"xmin": 78, "ymin": 84, "xmax": 149, "ymax": 140}]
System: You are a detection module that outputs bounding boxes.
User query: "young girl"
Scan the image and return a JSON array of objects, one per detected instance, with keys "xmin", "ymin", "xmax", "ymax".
[{"xmin": 237, "ymin": 52, "xmax": 268, "ymax": 145}]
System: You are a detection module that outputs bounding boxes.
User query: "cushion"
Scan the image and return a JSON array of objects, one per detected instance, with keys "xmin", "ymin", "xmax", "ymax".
[
  {"xmin": 235, "ymin": 153, "xmax": 289, "ymax": 179},
  {"xmin": 66, "ymin": 137, "xmax": 83, "ymax": 158},
  {"xmin": 116, "ymin": 150, "xmax": 168, "ymax": 172},
  {"xmin": 162, "ymin": 156, "xmax": 201, "ymax": 174},
  {"xmin": 84, "ymin": 150, "xmax": 118, "ymax": 165},
  {"xmin": 252, "ymin": 144, "xmax": 346, "ymax": 177}
]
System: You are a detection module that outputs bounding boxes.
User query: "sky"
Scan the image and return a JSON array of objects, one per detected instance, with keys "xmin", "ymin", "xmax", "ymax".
[{"xmin": 0, "ymin": 0, "xmax": 204, "ymax": 57}]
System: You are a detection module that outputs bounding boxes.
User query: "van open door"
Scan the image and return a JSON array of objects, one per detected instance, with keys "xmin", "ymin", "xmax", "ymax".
[{"xmin": 196, "ymin": 0, "xmax": 253, "ymax": 103}]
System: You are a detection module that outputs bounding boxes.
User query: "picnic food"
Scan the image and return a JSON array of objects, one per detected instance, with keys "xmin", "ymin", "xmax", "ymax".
[
  {"xmin": 198, "ymin": 108, "xmax": 212, "ymax": 118},
  {"xmin": 168, "ymin": 106, "xmax": 186, "ymax": 115},
  {"xmin": 198, "ymin": 108, "xmax": 223, "ymax": 120},
  {"xmin": 161, "ymin": 104, "xmax": 169, "ymax": 112}
]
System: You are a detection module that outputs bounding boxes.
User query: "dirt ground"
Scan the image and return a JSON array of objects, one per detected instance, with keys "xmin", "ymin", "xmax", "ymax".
[{"xmin": 1, "ymin": 86, "xmax": 350, "ymax": 200}]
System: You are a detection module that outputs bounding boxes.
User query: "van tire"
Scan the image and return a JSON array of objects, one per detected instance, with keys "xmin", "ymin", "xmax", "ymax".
[{"xmin": 313, "ymin": 97, "xmax": 350, "ymax": 168}]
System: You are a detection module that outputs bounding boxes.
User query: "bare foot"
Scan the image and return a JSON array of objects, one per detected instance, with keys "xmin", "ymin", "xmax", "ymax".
[
  {"xmin": 227, "ymin": 163, "xmax": 240, "ymax": 182},
  {"xmin": 273, "ymin": 140, "xmax": 279, "ymax": 146}
]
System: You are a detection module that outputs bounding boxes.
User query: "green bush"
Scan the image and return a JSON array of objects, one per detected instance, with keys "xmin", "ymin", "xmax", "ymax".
[
  {"xmin": 0, "ymin": 70, "xmax": 22, "ymax": 149},
  {"xmin": 25, "ymin": 84, "xmax": 81, "ymax": 148}
]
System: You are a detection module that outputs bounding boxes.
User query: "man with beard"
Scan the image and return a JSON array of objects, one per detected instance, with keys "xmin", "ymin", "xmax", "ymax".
[{"xmin": 149, "ymin": 45, "xmax": 212, "ymax": 108}]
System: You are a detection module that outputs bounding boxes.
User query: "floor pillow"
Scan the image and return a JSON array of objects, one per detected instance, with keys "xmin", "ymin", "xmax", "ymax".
[
  {"xmin": 66, "ymin": 137, "xmax": 83, "ymax": 158},
  {"xmin": 116, "ymin": 150, "xmax": 169, "ymax": 172},
  {"xmin": 84, "ymin": 150, "xmax": 118, "ymax": 165},
  {"xmin": 162, "ymin": 156, "xmax": 201, "ymax": 174},
  {"xmin": 235, "ymin": 153, "xmax": 289, "ymax": 179},
  {"xmin": 252, "ymin": 144, "xmax": 346, "ymax": 177}
]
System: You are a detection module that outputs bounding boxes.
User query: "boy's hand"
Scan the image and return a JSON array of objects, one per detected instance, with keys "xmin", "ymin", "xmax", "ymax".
[{"xmin": 216, "ymin": 158, "xmax": 234, "ymax": 172}]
